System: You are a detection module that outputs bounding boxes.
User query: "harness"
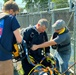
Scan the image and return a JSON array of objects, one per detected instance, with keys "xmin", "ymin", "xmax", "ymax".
[{"xmin": 22, "ymin": 41, "xmax": 61, "ymax": 75}]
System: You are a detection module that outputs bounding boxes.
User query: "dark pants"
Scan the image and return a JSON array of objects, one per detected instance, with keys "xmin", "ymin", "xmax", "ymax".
[{"xmin": 22, "ymin": 58, "xmax": 34, "ymax": 75}]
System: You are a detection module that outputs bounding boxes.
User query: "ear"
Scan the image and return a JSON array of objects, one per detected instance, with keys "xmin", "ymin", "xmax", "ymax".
[
  {"xmin": 37, "ymin": 24, "xmax": 40, "ymax": 27},
  {"xmin": 9, "ymin": 9, "xmax": 14, "ymax": 14},
  {"xmin": 36, "ymin": 24, "xmax": 40, "ymax": 28}
]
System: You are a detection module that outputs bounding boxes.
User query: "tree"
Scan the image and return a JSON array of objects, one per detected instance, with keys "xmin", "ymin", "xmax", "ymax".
[
  {"xmin": 22, "ymin": 0, "xmax": 49, "ymax": 12},
  {"xmin": 52, "ymin": 0, "xmax": 68, "ymax": 8},
  {"xmin": 19, "ymin": 7, "xmax": 24, "ymax": 13},
  {"xmin": 3, "ymin": 0, "xmax": 15, "ymax": 3},
  {"xmin": 22, "ymin": 0, "xmax": 69, "ymax": 12}
]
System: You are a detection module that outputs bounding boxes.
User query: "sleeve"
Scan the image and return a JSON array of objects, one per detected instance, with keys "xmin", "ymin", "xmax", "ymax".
[
  {"xmin": 23, "ymin": 29, "xmax": 31, "ymax": 41},
  {"xmin": 43, "ymin": 32, "xmax": 50, "ymax": 53},
  {"xmin": 11, "ymin": 16, "xmax": 20, "ymax": 31},
  {"xmin": 54, "ymin": 34, "xmax": 66, "ymax": 44},
  {"xmin": 23, "ymin": 28, "xmax": 33, "ymax": 49}
]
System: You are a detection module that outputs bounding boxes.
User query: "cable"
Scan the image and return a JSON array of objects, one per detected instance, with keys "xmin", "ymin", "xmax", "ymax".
[
  {"xmin": 61, "ymin": 61, "xmax": 76, "ymax": 75},
  {"xmin": 28, "ymin": 64, "xmax": 46, "ymax": 75}
]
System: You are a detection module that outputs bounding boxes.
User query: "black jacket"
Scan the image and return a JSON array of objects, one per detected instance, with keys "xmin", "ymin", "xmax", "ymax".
[{"xmin": 21, "ymin": 26, "xmax": 50, "ymax": 62}]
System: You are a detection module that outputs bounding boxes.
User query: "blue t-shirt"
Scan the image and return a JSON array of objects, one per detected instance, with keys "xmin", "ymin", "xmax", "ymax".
[{"xmin": 0, "ymin": 15, "xmax": 20, "ymax": 61}]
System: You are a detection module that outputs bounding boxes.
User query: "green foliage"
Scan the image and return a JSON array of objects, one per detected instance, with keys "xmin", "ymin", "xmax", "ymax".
[
  {"xmin": 22, "ymin": 0, "xmax": 37, "ymax": 12},
  {"xmin": 3, "ymin": 0, "xmax": 15, "ymax": 3},
  {"xmin": 3, "ymin": 0, "xmax": 9, "ymax": 3},
  {"xmin": 52, "ymin": 0, "xmax": 69, "ymax": 8},
  {"xmin": 22, "ymin": 0, "xmax": 48, "ymax": 12},
  {"xmin": 19, "ymin": 7, "xmax": 24, "ymax": 13},
  {"xmin": 22, "ymin": 0, "xmax": 69, "ymax": 12}
]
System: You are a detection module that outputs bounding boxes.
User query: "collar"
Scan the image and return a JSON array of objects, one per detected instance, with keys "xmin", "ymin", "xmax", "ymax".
[
  {"xmin": 33, "ymin": 25, "xmax": 40, "ymax": 34},
  {"xmin": 59, "ymin": 27, "xmax": 65, "ymax": 34},
  {"xmin": 0, "ymin": 12, "xmax": 9, "ymax": 19}
]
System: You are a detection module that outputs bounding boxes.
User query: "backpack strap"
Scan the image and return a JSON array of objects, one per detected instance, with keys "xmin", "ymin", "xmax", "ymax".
[
  {"xmin": 0, "ymin": 15, "xmax": 12, "ymax": 54},
  {"xmin": 0, "ymin": 19, "xmax": 4, "ymax": 39}
]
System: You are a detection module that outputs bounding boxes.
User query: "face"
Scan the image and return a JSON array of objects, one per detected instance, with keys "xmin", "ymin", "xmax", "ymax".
[
  {"xmin": 55, "ymin": 29, "xmax": 60, "ymax": 33},
  {"xmin": 38, "ymin": 25, "xmax": 47, "ymax": 33}
]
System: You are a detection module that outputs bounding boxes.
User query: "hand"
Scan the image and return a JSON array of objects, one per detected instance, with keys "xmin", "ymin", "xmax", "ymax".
[{"xmin": 31, "ymin": 45, "xmax": 39, "ymax": 50}]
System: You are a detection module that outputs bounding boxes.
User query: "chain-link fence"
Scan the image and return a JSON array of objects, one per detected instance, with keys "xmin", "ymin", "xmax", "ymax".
[{"xmin": 16, "ymin": 7, "xmax": 75, "ymax": 73}]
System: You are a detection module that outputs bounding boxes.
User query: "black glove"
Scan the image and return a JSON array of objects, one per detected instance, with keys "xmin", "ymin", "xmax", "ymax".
[{"xmin": 51, "ymin": 45, "xmax": 58, "ymax": 49}]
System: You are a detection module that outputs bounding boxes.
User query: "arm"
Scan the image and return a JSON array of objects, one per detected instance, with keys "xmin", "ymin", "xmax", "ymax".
[
  {"xmin": 13, "ymin": 28, "xmax": 22, "ymax": 43},
  {"xmin": 22, "ymin": 27, "xmax": 34, "ymax": 49},
  {"xmin": 11, "ymin": 16, "xmax": 22, "ymax": 43},
  {"xmin": 31, "ymin": 40, "xmax": 57, "ymax": 50}
]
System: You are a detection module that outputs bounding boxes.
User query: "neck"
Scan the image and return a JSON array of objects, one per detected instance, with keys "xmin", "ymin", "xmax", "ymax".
[
  {"xmin": 35, "ymin": 24, "xmax": 41, "ymax": 33},
  {"xmin": 34, "ymin": 25, "xmax": 40, "ymax": 33}
]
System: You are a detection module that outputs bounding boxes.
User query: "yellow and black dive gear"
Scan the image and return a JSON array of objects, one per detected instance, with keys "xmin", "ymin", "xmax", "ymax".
[{"xmin": 12, "ymin": 40, "xmax": 25, "ymax": 61}]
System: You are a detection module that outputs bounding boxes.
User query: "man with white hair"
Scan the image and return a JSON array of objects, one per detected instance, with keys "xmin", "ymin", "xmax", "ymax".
[{"xmin": 21, "ymin": 18, "xmax": 50, "ymax": 75}]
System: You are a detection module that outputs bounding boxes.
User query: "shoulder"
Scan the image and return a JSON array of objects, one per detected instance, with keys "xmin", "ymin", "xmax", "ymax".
[
  {"xmin": 2, "ymin": 15, "xmax": 17, "ymax": 23},
  {"xmin": 21, "ymin": 26, "xmax": 35, "ymax": 36},
  {"xmin": 22, "ymin": 26, "xmax": 36, "ymax": 33}
]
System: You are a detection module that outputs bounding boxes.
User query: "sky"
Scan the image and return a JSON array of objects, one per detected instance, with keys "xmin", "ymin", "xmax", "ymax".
[
  {"xmin": 0, "ymin": 0, "xmax": 22, "ymax": 4},
  {"xmin": 0, "ymin": 0, "xmax": 25, "ymax": 7}
]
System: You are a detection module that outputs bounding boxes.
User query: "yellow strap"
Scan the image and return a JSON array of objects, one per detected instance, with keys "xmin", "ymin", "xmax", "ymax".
[
  {"xmin": 59, "ymin": 27, "xmax": 65, "ymax": 34},
  {"xmin": 28, "ymin": 55, "xmax": 35, "ymax": 63},
  {"xmin": 28, "ymin": 64, "xmax": 45, "ymax": 75},
  {"xmin": 12, "ymin": 44, "xmax": 19, "ymax": 57}
]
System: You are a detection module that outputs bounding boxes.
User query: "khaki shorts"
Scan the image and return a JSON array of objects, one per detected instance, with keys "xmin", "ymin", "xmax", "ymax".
[{"xmin": 0, "ymin": 59, "xmax": 14, "ymax": 75}]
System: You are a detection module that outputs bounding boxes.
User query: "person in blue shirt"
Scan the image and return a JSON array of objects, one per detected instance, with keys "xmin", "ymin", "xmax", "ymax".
[
  {"xmin": 31, "ymin": 19, "xmax": 71, "ymax": 75},
  {"xmin": 21, "ymin": 18, "xmax": 50, "ymax": 75},
  {"xmin": 0, "ymin": 1, "xmax": 22, "ymax": 75}
]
